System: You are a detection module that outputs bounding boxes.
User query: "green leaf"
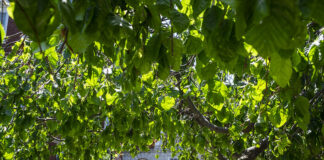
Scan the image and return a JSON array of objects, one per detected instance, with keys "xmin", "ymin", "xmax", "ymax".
[
  {"xmin": 207, "ymin": 81, "xmax": 228, "ymax": 105},
  {"xmin": 136, "ymin": 34, "xmax": 162, "ymax": 74},
  {"xmin": 46, "ymin": 47, "xmax": 59, "ymax": 66},
  {"xmin": 174, "ymin": 0, "xmax": 183, "ymax": 10},
  {"xmin": 191, "ymin": 0, "xmax": 211, "ymax": 18},
  {"xmin": 170, "ymin": 9, "xmax": 190, "ymax": 33},
  {"xmin": 157, "ymin": 46, "xmax": 170, "ymax": 80},
  {"xmin": 10, "ymin": 0, "xmax": 60, "ymax": 42},
  {"xmin": 156, "ymin": 0, "xmax": 171, "ymax": 16},
  {"xmin": 245, "ymin": 1, "xmax": 305, "ymax": 57},
  {"xmin": 147, "ymin": 6, "xmax": 162, "ymax": 31},
  {"xmin": 47, "ymin": 120, "xmax": 58, "ymax": 132},
  {"xmin": 252, "ymin": 0, "xmax": 270, "ymax": 24},
  {"xmin": 145, "ymin": 34, "xmax": 162, "ymax": 62},
  {"xmin": 294, "ymin": 96, "xmax": 310, "ymax": 131},
  {"xmin": 68, "ymin": 32, "xmax": 96, "ymax": 53},
  {"xmin": 161, "ymin": 96, "xmax": 175, "ymax": 110},
  {"xmin": 125, "ymin": 0, "xmax": 139, "ymax": 7},
  {"xmin": 252, "ymin": 79, "xmax": 266, "ymax": 102},
  {"xmin": 158, "ymin": 61, "xmax": 170, "ymax": 80},
  {"xmin": 106, "ymin": 93, "xmax": 118, "ymax": 105},
  {"xmin": 157, "ymin": 0, "xmax": 170, "ymax": 7},
  {"xmin": 196, "ymin": 59, "xmax": 216, "ymax": 80},
  {"xmin": 4, "ymin": 152, "xmax": 13, "ymax": 160},
  {"xmin": 270, "ymin": 53, "xmax": 292, "ymax": 88},
  {"xmin": 216, "ymin": 107, "xmax": 230, "ymax": 123},
  {"xmin": 142, "ymin": 71, "xmax": 154, "ymax": 82},
  {"xmin": 299, "ymin": 0, "xmax": 324, "ymax": 26},
  {"xmin": 202, "ymin": 6, "xmax": 224, "ymax": 35},
  {"xmin": 292, "ymin": 51, "xmax": 301, "ymax": 67},
  {"xmin": 225, "ymin": 0, "xmax": 270, "ymax": 39},
  {"xmin": 163, "ymin": 38, "xmax": 184, "ymax": 71},
  {"xmin": 34, "ymin": 52, "xmax": 43, "ymax": 60},
  {"xmin": 214, "ymin": 81, "xmax": 228, "ymax": 97},
  {"xmin": 58, "ymin": 1, "xmax": 76, "ymax": 30},
  {"xmin": 210, "ymin": 103, "xmax": 223, "ymax": 111},
  {"xmin": 269, "ymin": 106, "xmax": 288, "ymax": 128},
  {"xmin": 246, "ymin": 16, "xmax": 288, "ymax": 57},
  {"xmin": 0, "ymin": 24, "xmax": 5, "ymax": 45},
  {"xmin": 185, "ymin": 35, "xmax": 203, "ymax": 55}
]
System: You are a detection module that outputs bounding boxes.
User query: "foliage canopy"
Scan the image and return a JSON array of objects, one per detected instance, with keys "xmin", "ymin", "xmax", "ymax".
[{"xmin": 0, "ymin": 0, "xmax": 323, "ymax": 159}]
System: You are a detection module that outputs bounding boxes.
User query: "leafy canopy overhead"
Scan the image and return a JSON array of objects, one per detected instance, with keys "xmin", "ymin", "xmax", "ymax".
[{"xmin": 0, "ymin": 0, "xmax": 324, "ymax": 159}]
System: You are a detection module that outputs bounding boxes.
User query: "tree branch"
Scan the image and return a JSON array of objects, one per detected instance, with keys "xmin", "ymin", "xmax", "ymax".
[
  {"xmin": 58, "ymin": 28, "xmax": 68, "ymax": 54},
  {"xmin": 217, "ymin": 154, "xmax": 228, "ymax": 160},
  {"xmin": 185, "ymin": 96, "xmax": 254, "ymax": 135},
  {"xmin": 186, "ymin": 97, "xmax": 229, "ymax": 134},
  {"xmin": 236, "ymin": 138, "xmax": 269, "ymax": 160},
  {"xmin": 37, "ymin": 117, "xmax": 56, "ymax": 121},
  {"xmin": 233, "ymin": 91, "xmax": 319, "ymax": 160},
  {"xmin": 175, "ymin": 71, "xmax": 267, "ymax": 159},
  {"xmin": 51, "ymin": 135, "xmax": 65, "ymax": 142},
  {"xmin": 242, "ymin": 122, "xmax": 255, "ymax": 133},
  {"xmin": 310, "ymin": 88, "xmax": 324, "ymax": 105}
]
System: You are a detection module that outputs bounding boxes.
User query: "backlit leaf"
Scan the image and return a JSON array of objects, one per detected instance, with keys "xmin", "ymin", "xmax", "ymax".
[
  {"xmin": 270, "ymin": 53, "xmax": 292, "ymax": 88},
  {"xmin": 161, "ymin": 96, "xmax": 175, "ymax": 110},
  {"xmin": 294, "ymin": 96, "xmax": 310, "ymax": 131}
]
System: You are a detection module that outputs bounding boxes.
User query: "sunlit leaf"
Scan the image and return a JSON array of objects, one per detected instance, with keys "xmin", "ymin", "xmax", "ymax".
[
  {"xmin": 270, "ymin": 53, "xmax": 292, "ymax": 88},
  {"xmin": 161, "ymin": 96, "xmax": 175, "ymax": 110}
]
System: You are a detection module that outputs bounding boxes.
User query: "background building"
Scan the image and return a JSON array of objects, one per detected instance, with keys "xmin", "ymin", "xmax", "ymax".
[
  {"xmin": 121, "ymin": 140, "xmax": 179, "ymax": 160},
  {"xmin": 1, "ymin": 0, "xmax": 22, "ymax": 53}
]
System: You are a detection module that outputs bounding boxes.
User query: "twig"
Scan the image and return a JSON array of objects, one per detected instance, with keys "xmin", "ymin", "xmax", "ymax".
[
  {"xmin": 37, "ymin": 117, "xmax": 56, "ymax": 121},
  {"xmin": 58, "ymin": 28, "xmax": 68, "ymax": 54},
  {"xmin": 4, "ymin": 32, "xmax": 23, "ymax": 39},
  {"xmin": 310, "ymin": 88, "xmax": 324, "ymax": 105},
  {"xmin": 51, "ymin": 136, "xmax": 65, "ymax": 142}
]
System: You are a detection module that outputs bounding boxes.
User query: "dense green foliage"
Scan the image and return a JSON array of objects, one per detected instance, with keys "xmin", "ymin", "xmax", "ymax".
[{"xmin": 0, "ymin": 0, "xmax": 323, "ymax": 159}]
